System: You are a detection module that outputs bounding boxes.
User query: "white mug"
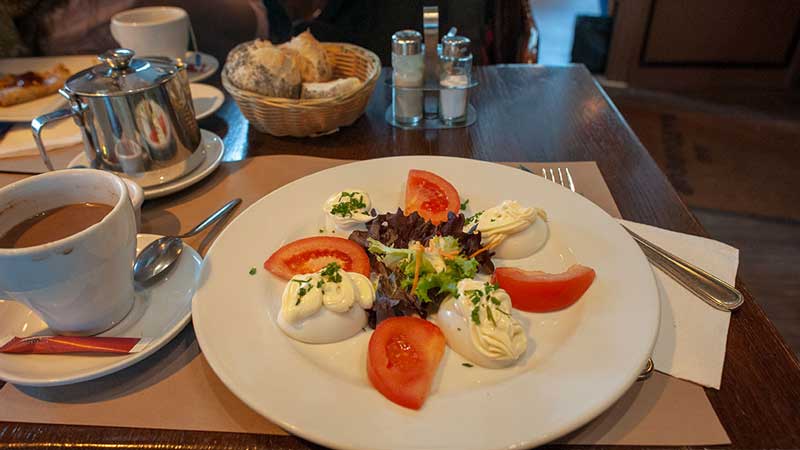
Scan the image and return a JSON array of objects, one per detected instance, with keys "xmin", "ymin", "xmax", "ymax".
[
  {"xmin": 111, "ymin": 6, "xmax": 190, "ymax": 59},
  {"xmin": 0, "ymin": 170, "xmax": 141, "ymax": 335}
]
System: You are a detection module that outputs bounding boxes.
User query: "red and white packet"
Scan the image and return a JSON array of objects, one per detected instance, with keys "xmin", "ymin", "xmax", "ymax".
[{"xmin": 0, "ymin": 336, "xmax": 151, "ymax": 354}]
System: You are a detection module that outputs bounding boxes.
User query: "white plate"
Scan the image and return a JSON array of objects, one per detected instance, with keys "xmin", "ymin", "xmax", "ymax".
[
  {"xmin": 191, "ymin": 83, "xmax": 224, "ymax": 119},
  {"xmin": 0, "ymin": 55, "xmax": 97, "ymax": 122},
  {"xmin": 69, "ymin": 128, "xmax": 224, "ymax": 200},
  {"xmin": 191, "ymin": 156, "xmax": 661, "ymax": 450},
  {"xmin": 185, "ymin": 51, "xmax": 218, "ymax": 83},
  {"xmin": 0, "ymin": 234, "xmax": 200, "ymax": 387}
]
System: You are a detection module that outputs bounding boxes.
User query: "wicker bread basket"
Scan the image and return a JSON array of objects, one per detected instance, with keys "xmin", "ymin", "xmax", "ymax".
[{"xmin": 222, "ymin": 42, "xmax": 381, "ymax": 137}]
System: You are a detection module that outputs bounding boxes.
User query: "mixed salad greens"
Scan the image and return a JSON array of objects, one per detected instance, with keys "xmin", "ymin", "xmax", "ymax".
[{"xmin": 349, "ymin": 209, "xmax": 493, "ymax": 327}]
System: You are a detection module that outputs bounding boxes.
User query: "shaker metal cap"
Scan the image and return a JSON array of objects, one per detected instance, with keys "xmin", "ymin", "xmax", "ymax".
[
  {"xmin": 392, "ymin": 30, "xmax": 423, "ymax": 55},
  {"xmin": 441, "ymin": 35, "xmax": 471, "ymax": 58},
  {"xmin": 64, "ymin": 48, "xmax": 179, "ymax": 97}
]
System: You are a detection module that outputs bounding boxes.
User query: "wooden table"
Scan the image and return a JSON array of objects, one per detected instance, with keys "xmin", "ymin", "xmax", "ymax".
[{"xmin": 2, "ymin": 65, "xmax": 800, "ymax": 449}]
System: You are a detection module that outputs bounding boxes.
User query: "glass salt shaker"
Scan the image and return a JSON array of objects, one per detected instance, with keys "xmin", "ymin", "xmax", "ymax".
[
  {"xmin": 391, "ymin": 30, "xmax": 424, "ymax": 125},
  {"xmin": 438, "ymin": 35, "xmax": 472, "ymax": 125}
]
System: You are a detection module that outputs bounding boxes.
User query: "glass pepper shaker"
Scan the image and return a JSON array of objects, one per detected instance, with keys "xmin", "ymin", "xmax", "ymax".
[
  {"xmin": 438, "ymin": 35, "xmax": 472, "ymax": 125},
  {"xmin": 391, "ymin": 30, "xmax": 424, "ymax": 125}
]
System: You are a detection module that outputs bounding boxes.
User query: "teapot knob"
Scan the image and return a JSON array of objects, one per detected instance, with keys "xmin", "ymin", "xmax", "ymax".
[{"xmin": 100, "ymin": 49, "xmax": 135, "ymax": 70}]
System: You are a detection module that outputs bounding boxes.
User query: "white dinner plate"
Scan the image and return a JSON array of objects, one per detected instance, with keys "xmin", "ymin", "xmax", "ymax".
[
  {"xmin": 185, "ymin": 51, "xmax": 218, "ymax": 83},
  {"xmin": 191, "ymin": 156, "xmax": 660, "ymax": 450},
  {"xmin": 0, "ymin": 55, "xmax": 97, "ymax": 122},
  {"xmin": 0, "ymin": 234, "xmax": 200, "ymax": 387},
  {"xmin": 69, "ymin": 128, "xmax": 224, "ymax": 200},
  {"xmin": 191, "ymin": 83, "xmax": 224, "ymax": 119}
]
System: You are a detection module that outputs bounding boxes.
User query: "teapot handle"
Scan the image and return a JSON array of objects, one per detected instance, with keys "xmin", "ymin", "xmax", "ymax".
[{"xmin": 31, "ymin": 107, "xmax": 75, "ymax": 171}]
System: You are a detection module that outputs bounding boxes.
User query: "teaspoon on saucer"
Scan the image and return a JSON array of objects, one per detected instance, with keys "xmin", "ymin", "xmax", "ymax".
[{"xmin": 133, "ymin": 198, "xmax": 241, "ymax": 287}]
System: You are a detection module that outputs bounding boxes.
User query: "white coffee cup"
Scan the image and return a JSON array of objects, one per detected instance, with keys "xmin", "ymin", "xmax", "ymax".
[
  {"xmin": 0, "ymin": 170, "xmax": 141, "ymax": 335},
  {"xmin": 111, "ymin": 6, "xmax": 190, "ymax": 59}
]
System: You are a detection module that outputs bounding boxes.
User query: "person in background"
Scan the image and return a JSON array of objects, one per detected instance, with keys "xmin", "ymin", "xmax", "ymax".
[
  {"xmin": 0, "ymin": 0, "xmax": 44, "ymax": 56},
  {"xmin": 2, "ymin": 0, "xmax": 532, "ymax": 65},
  {"xmin": 264, "ymin": 0, "xmax": 489, "ymax": 65},
  {"xmin": 0, "ymin": 0, "xmax": 268, "ymax": 61}
]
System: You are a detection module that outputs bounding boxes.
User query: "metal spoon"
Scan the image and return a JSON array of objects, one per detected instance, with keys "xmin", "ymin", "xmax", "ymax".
[{"xmin": 133, "ymin": 198, "xmax": 241, "ymax": 286}]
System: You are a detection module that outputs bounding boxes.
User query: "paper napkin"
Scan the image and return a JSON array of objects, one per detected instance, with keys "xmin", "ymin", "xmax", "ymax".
[
  {"xmin": 0, "ymin": 120, "xmax": 82, "ymax": 159},
  {"xmin": 620, "ymin": 220, "xmax": 739, "ymax": 389}
]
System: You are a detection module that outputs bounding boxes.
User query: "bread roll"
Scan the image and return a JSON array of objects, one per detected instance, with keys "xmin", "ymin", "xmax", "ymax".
[
  {"xmin": 279, "ymin": 30, "xmax": 333, "ymax": 83},
  {"xmin": 225, "ymin": 40, "xmax": 301, "ymax": 98},
  {"xmin": 301, "ymin": 77, "xmax": 362, "ymax": 99}
]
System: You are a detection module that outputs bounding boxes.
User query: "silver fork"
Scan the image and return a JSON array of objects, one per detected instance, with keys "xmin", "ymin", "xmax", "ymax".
[
  {"xmin": 533, "ymin": 165, "xmax": 743, "ymax": 311},
  {"xmin": 531, "ymin": 164, "xmax": 747, "ymax": 379},
  {"xmin": 530, "ymin": 165, "xmax": 657, "ymax": 380}
]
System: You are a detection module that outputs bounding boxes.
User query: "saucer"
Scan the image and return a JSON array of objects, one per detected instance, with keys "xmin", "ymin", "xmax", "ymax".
[
  {"xmin": 191, "ymin": 83, "xmax": 224, "ymax": 119},
  {"xmin": 68, "ymin": 129, "xmax": 224, "ymax": 200},
  {"xmin": 0, "ymin": 234, "xmax": 200, "ymax": 387},
  {"xmin": 184, "ymin": 51, "xmax": 218, "ymax": 83}
]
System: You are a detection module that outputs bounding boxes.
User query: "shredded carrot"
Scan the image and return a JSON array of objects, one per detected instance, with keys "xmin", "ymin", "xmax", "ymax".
[
  {"xmin": 411, "ymin": 244, "xmax": 424, "ymax": 293},
  {"xmin": 439, "ymin": 249, "xmax": 459, "ymax": 259},
  {"xmin": 469, "ymin": 241, "xmax": 499, "ymax": 259}
]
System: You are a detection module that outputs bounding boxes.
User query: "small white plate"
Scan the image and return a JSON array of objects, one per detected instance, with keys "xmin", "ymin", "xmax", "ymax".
[
  {"xmin": 184, "ymin": 51, "xmax": 219, "ymax": 83},
  {"xmin": 191, "ymin": 83, "xmax": 224, "ymax": 120},
  {"xmin": 0, "ymin": 55, "xmax": 98, "ymax": 122},
  {"xmin": 68, "ymin": 128, "xmax": 224, "ymax": 200},
  {"xmin": 0, "ymin": 234, "xmax": 200, "ymax": 387}
]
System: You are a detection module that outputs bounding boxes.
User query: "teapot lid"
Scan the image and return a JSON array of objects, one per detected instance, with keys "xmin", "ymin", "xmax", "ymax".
[{"xmin": 64, "ymin": 49, "xmax": 182, "ymax": 97}]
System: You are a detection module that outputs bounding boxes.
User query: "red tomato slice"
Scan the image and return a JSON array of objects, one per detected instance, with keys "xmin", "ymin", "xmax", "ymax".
[
  {"xmin": 405, "ymin": 169, "xmax": 460, "ymax": 225},
  {"xmin": 493, "ymin": 264, "xmax": 596, "ymax": 312},
  {"xmin": 367, "ymin": 317, "xmax": 446, "ymax": 410},
  {"xmin": 263, "ymin": 236, "xmax": 370, "ymax": 280}
]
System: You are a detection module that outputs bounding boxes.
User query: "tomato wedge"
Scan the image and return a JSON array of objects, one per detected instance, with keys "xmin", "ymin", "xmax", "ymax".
[
  {"xmin": 405, "ymin": 169, "xmax": 460, "ymax": 225},
  {"xmin": 264, "ymin": 236, "xmax": 370, "ymax": 279},
  {"xmin": 493, "ymin": 264, "xmax": 596, "ymax": 312},
  {"xmin": 367, "ymin": 317, "xmax": 446, "ymax": 410}
]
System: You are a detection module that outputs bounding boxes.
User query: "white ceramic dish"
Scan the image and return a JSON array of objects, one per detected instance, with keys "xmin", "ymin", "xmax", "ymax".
[
  {"xmin": 0, "ymin": 55, "xmax": 98, "ymax": 122},
  {"xmin": 185, "ymin": 51, "xmax": 218, "ymax": 83},
  {"xmin": 69, "ymin": 128, "xmax": 224, "ymax": 200},
  {"xmin": 191, "ymin": 156, "xmax": 661, "ymax": 450},
  {"xmin": 0, "ymin": 234, "xmax": 200, "ymax": 387},
  {"xmin": 191, "ymin": 83, "xmax": 224, "ymax": 119}
]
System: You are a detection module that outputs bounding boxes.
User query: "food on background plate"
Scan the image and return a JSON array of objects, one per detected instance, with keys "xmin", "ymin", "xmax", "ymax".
[
  {"xmin": 260, "ymin": 168, "xmax": 596, "ymax": 409},
  {"xmin": 324, "ymin": 189, "xmax": 374, "ymax": 232},
  {"xmin": 225, "ymin": 31, "xmax": 362, "ymax": 100},
  {"xmin": 279, "ymin": 30, "xmax": 333, "ymax": 83},
  {"xmin": 466, "ymin": 200, "xmax": 549, "ymax": 259},
  {"xmin": 435, "ymin": 279, "xmax": 527, "ymax": 368},
  {"xmin": 405, "ymin": 169, "xmax": 460, "ymax": 225},
  {"xmin": 493, "ymin": 265, "xmax": 596, "ymax": 312},
  {"xmin": 277, "ymin": 262, "xmax": 375, "ymax": 343},
  {"xmin": 367, "ymin": 316, "xmax": 446, "ymax": 410},
  {"xmin": 264, "ymin": 236, "xmax": 371, "ymax": 279},
  {"xmin": 0, "ymin": 63, "xmax": 70, "ymax": 107},
  {"xmin": 301, "ymin": 77, "xmax": 362, "ymax": 100}
]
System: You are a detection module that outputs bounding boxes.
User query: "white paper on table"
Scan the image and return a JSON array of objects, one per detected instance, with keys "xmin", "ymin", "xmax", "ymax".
[
  {"xmin": 620, "ymin": 220, "xmax": 739, "ymax": 389},
  {"xmin": 0, "ymin": 120, "xmax": 82, "ymax": 158}
]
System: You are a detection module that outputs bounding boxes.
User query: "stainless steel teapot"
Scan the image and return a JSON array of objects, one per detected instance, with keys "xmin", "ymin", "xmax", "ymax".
[{"xmin": 32, "ymin": 49, "xmax": 203, "ymax": 187}]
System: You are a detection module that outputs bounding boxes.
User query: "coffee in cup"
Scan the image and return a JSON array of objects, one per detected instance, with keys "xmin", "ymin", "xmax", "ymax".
[
  {"xmin": 0, "ymin": 203, "xmax": 113, "ymax": 249},
  {"xmin": 0, "ymin": 170, "xmax": 139, "ymax": 335},
  {"xmin": 110, "ymin": 6, "xmax": 190, "ymax": 59}
]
